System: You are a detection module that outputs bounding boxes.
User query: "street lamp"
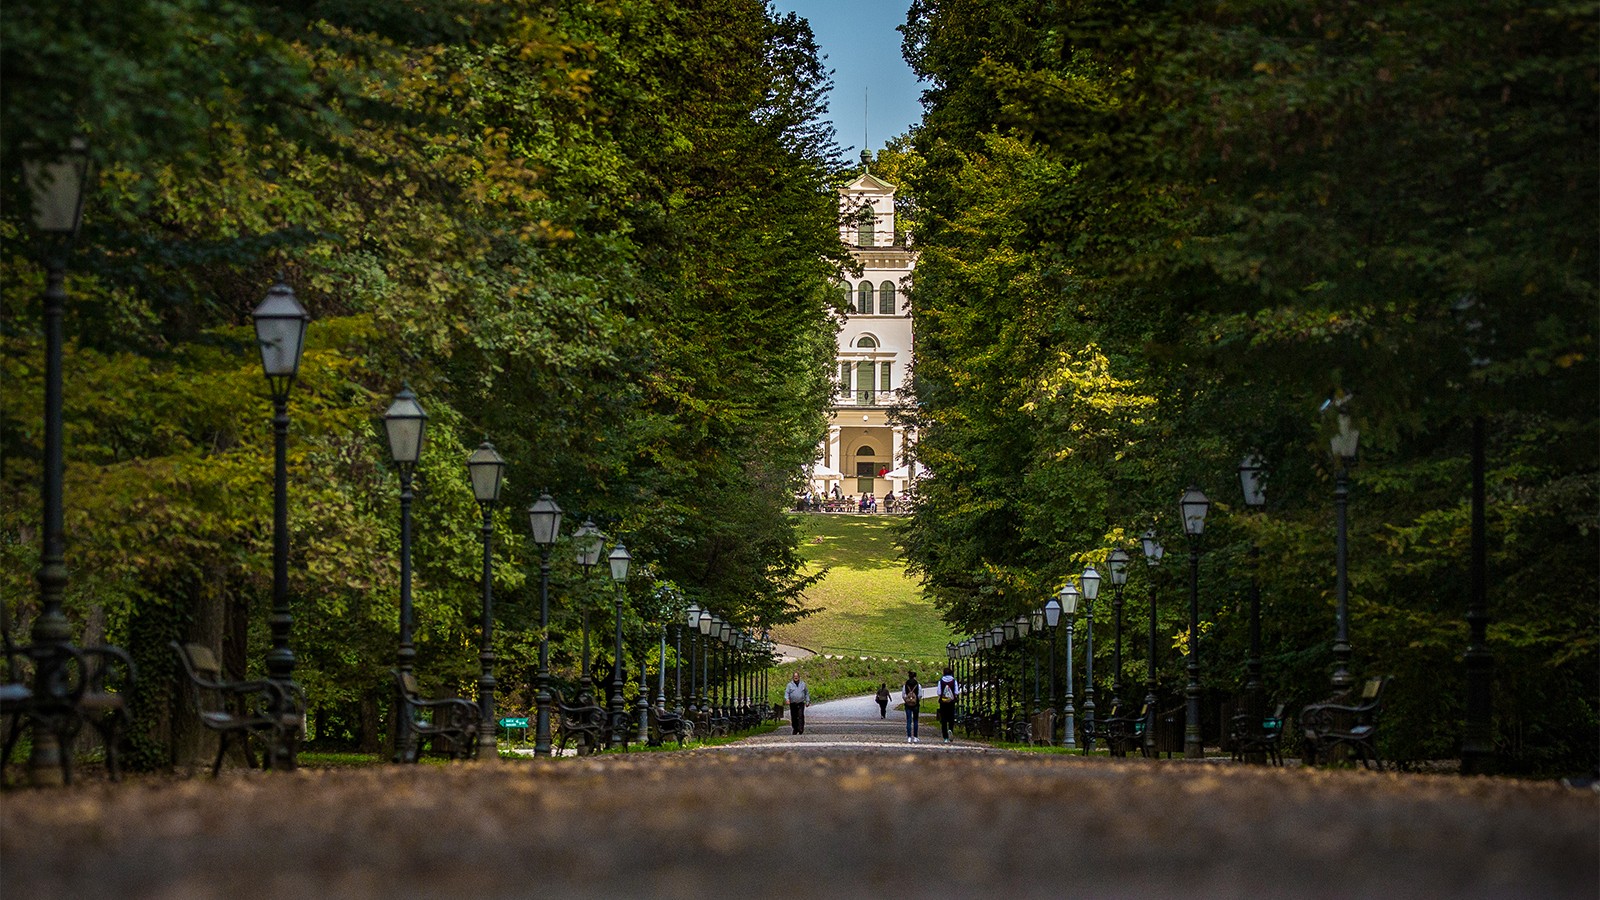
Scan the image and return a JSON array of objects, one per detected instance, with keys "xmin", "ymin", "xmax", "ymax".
[
  {"xmin": 1044, "ymin": 597, "xmax": 1061, "ymax": 743},
  {"xmin": 1107, "ymin": 548, "xmax": 1130, "ymax": 714},
  {"xmin": 697, "ymin": 606, "xmax": 714, "ymax": 716},
  {"xmin": 1081, "ymin": 564, "xmax": 1101, "ymax": 752},
  {"xmin": 1029, "ymin": 609, "xmax": 1044, "ymax": 715},
  {"xmin": 573, "ymin": 519, "xmax": 604, "ymax": 700},
  {"xmin": 1329, "ymin": 416, "xmax": 1359, "ymax": 691},
  {"xmin": 607, "ymin": 542, "xmax": 631, "ymax": 749},
  {"xmin": 383, "ymin": 384, "xmax": 428, "ymax": 763},
  {"xmin": 253, "ymin": 280, "xmax": 311, "ymax": 772},
  {"xmin": 1239, "ymin": 455, "xmax": 1268, "ymax": 748},
  {"xmin": 526, "ymin": 492, "xmax": 563, "ymax": 756},
  {"xmin": 1140, "ymin": 528, "xmax": 1164, "ymax": 757},
  {"xmin": 685, "ymin": 604, "xmax": 702, "ymax": 717},
  {"xmin": 466, "ymin": 441, "xmax": 506, "ymax": 761},
  {"xmin": 1059, "ymin": 582, "xmax": 1081, "ymax": 751},
  {"xmin": 1179, "ymin": 485, "xmax": 1211, "ymax": 759}
]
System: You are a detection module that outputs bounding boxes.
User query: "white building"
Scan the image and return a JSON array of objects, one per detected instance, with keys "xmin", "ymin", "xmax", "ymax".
[{"xmin": 810, "ymin": 164, "xmax": 920, "ymax": 503}]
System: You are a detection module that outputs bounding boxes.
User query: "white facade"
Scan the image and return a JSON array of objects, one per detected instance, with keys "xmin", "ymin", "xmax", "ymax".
[{"xmin": 810, "ymin": 168, "xmax": 920, "ymax": 502}]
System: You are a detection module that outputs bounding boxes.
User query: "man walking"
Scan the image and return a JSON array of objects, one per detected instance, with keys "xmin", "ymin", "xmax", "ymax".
[{"xmin": 785, "ymin": 671, "xmax": 811, "ymax": 735}]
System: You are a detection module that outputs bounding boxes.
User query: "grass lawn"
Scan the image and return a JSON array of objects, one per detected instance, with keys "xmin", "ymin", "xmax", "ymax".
[{"xmin": 774, "ymin": 514, "xmax": 952, "ymax": 663}]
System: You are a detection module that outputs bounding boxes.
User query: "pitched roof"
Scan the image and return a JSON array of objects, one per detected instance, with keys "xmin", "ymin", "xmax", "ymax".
[{"xmin": 842, "ymin": 171, "xmax": 896, "ymax": 194}]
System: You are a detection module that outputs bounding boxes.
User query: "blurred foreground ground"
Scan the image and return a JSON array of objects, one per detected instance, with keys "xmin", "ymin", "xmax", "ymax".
[{"xmin": 2, "ymin": 706, "xmax": 1595, "ymax": 899}]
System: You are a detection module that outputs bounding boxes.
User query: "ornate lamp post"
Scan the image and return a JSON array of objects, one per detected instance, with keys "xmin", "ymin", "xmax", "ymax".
[
  {"xmin": 526, "ymin": 492, "xmax": 563, "ymax": 756},
  {"xmin": 1028, "ymin": 610, "xmax": 1044, "ymax": 715},
  {"xmin": 1080, "ymin": 564, "xmax": 1102, "ymax": 752},
  {"xmin": 1107, "ymin": 549, "xmax": 1130, "ymax": 713},
  {"xmin": 1179, "ymin": 486, "xmax": 1211, "ymax": 759},
  {"xmin": 684, "ymin": 604, "xmax": 701, "ymax": 717},
  {"xmin": 606, "ymin": 543, "xmax": 631, "ymax": 749},
  {"xmin": 1329, "ymin": 416, "xmax": 1359, "ymax": 691},
  {"xmin": 1044, "ymin": 597, "xmax": 1061, "ymax": 741},
  {"xmin": 383, "ymin": 385, "xmax": 428, "ymax": 763},
  {"xmin": 23, "ymin": 138, "xmax": 91, "ymax": 785},
  {"xmin": 1140, "ymin": 528, "xmax": 1165, "ymax": 757},
  {"xmin": 573, "ymin": 519, "xmax": 604, "ymax": 700},
  {"xmin": 1238, "ymin": 455, "xmax": 1268, "ymax": 742},
  {"xmin": 253, "ymin": 280, "xmax": 311, "ymax": 772},
  {"xmin": 1060, "ymin": 582, "xmax": 1081, "ymax": 751},
  {"xmin": 697, "ymin": 608, "xmax": 714, "ymax": 715},
  {"xmin": 996, "ymin": 623, "xmax": 1011, "ymax": 724},
  {"xmin": 467, "ymin": 441, "xmax": 506, "ymax": 761}
]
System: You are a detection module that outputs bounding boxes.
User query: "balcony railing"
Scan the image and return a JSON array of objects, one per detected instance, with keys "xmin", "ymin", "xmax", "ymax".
[{"xmin": 834, "ymin": 389, "xmax": 902, "ymax": 408}]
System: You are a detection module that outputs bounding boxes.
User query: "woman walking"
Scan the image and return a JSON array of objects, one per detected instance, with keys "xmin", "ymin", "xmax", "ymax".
[
  {"xmin": 875, "ymin": 683, "xmax": 890, "ymax": 719},
  {"xmin": 902, "ymin": 671, "xmax": 922, "ymax": 743}
]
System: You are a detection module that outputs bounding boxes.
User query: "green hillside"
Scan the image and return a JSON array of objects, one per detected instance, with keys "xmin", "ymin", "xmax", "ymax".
[{"xmin": 775, "ymin": 514, "xmax": 952, "ymax": 662}]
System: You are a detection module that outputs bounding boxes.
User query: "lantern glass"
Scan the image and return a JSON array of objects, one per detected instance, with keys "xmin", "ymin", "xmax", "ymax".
[
  {"xmin": 698, "ymin": 611, "xmax": 714, "ymax": 635},
  {"xmin": 1059, "ymin": 583, "xmax": 1080, "ymax": 616},
  {"xmin": 1081, "ymin": 566, "xmax": 1102, "ymax": 601},
  {"xmin": 1179, "ymin": 486, "xmax": 1211, "ymax": 536},
  {"xmin": 608, "ymin": 543, "xmax": 631, "ymax": 583},
  {"xmin": 1108, "ymin": 549, "xmax": 1131, "ymax": 586},
  {"xmin": 252, "ymin": 282, "xmax": 310, "ymax": 384},
  {"xmin": 1014, "ymin": 614, "xmax": 1029, "ymax": 636},
  {"xmin": 574, "ymin": 519, "xmax": 604, "ymax": 568},
  {"xmin": 1141, "ymin": 528, "xmax": 1164, "ymax": 565},
  {"xmin": 466, "ymin": 441, "xmax": 506, "ymax": 504},
  {"xmin": 1330, "ymin": 415, "xmax": 1360, "ymax": 460},
  {"xmin": 1030, "ymin": 608, "xmax": 1044, "ymax": 631},
  {"xmin": 1044, "ymin": 597, "xmax": 1062, "ymax": 627},
  {"xmin": 382, "ymin": 386, "xmax": 428, "ymax": 466},
  {"xmin": 1239, "ymin": 455, "xmax": 1267, "ymax": 507},
  {"xmin": 686, "ymin": 603, "xmax": 702, "ymax": 629},
  {"xmin": 24, "ymin": 137, "xmax": 90, "ymax": 235},
  {"xmin": 527, "ymin": 493, "xmax": 563, "ymax": 546}
]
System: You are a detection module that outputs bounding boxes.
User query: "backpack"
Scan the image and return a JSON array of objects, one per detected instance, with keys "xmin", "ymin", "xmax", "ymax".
[
  {"xmin": 939, "ymin": 680, "xmax": 955, "ymax": 703},
  {"xmin": 903, "ymin": 685, "xmax": 919, "ymax": 707}
]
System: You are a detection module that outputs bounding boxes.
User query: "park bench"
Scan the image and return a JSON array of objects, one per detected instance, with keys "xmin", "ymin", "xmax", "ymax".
[
  {"xmin": 392, "ymin": 669, "xmax": 480, "ymax": 762},
  {"xmin": 1028, "ymin": 707, "xmax": 1055, "ymax": 746},
  {"xmin": 1230, "ymin": 702, "xmax": 1288, "ymax": 766},
  {"xmin": 1004, "ymin": 716, "xmax": 1032, "ymax": 744},
  {"xmin": 648, "ymin": 705, "xmax": 694, "ymax": 747},
  {"xmin": 1099, "ymin": 702, "xmax": 1152, "ymax": 758},
  {"xmin": 173, "ymin": 641, "xmax": 304, "ymax": 776},
  {"xmin": 3, "ymin": 617, "xmax": 135, "ymax": 784},
  {"xmin": 554, "ymin": 688, "xmax": 606, "ymax": 755},
  {"xmin": 1300, "ymin": 676, "xmax": 1390, "ymax": 770}
]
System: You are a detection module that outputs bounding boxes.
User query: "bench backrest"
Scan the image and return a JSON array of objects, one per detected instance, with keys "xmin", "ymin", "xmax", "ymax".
[
  {"xmin": 173, "ymin": 642, "xmax": 235, "ymax": 719},
  {"xmin": 395, "ymin": 670, "xmax": 422, "ymax": 700}
]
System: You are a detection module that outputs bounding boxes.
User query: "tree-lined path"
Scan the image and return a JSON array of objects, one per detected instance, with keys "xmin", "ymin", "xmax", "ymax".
[{"xmin": 3, "ymin": 703, "xmax": 1594, "ymax": 899}]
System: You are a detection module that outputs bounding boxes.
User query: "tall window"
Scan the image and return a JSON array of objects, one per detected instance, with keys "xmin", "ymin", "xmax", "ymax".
[
  {"xmin": 856, "ymin": 208, "xmax": 875, "ymax": 247},
  {"xmin": 857, "ymin": 282, "xmax": 874, "ymax": 315},
  {"xmin": 856, "ymin": 361, "xmax": 874, "ymax": 404},
  {"xmin": 880, "ymin": 361, "xmax": 892, "ymax": 392},
  {"xmin": 839, "ymin": 360, "xmax": 851, "ymax": 391},
  {"xmin": 879, "ymin": 281, "xmax": 897, "ymax": 314}
]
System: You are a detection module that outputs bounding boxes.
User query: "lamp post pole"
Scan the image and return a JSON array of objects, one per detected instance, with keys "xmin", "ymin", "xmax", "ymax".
[
  {"xmin": 24, "ymin": 140, "xmax": 90, "ymax": 786},
  {"xmin": 467, "ymin": 442, "xmax": 506, "ymax": 761},
  {"xmin": 1108, "ymin": 549, "xmax": 1130, "ymax": 714},
  {"xmin": 608, "ymin": 543, "xmax": 631, "ymax": 750},
  {"xmin": 1239, "ymin": 457, "xmax": 1268, "ymax": 748},
  {"xmin": 574, "ymin": 520, "xmax": 603, "ymax": 702},
  {"xmin": 383, "ymin": 386, "xmax": 428, "ymax": 764},
  {"xmin": 1141, "ymin": 529, "xmax": 1164, "ymax": 758},
  {"xmin": 1060, "ymin": 583, "xmax": 1080, "ymax": 751},
  {"xmin": 527, "ymin": 493, "xmax": 563, "ymax": 757},
  {"xmin": 1180, "ymin": 486, "xmax": 1211, "ymax": 759},
  {"xmin": 1330, "ymin": 416, "xmax": 1358, "ymax": 691},
  {"xmin": 1081, "ymin": 566, "xmax": 1101, "ymax": 753},
  {"xmin": 254, "ymin": 281, "xmax": 310, "ymax": 772}
]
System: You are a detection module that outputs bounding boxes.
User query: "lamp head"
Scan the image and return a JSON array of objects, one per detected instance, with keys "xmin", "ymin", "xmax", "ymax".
[
  {"xmin": 526, "ymin": 492, "xmax": 563, "ymax": 547},
  {"xmin": 1044, "ymin": 596, "xmax": 1062, "ymax": 627},
  {"xmin": 1081, "ymin": 565, "xmax": 1102, "ymax": 602},
  {"xmin": 1108, "ymin": 549, "xmax": 1131, "ymax": 586},
  {"xmin": 382, "ymin": 384, "xmax": 428, "ymax": 469},
  {"xmin": 607, "ymin": 542, "xmax": 631, "ymax": 583},
  {"xmin": 1179, "ymin": 486, "xmax": 1211, "ymax": 537},
  {"xmin": 1239, "ymin": 455, "xmax": 1267, "ymax": 507},
  {"xmin": 466, "ymin": 441, "xmax": 506, "ymax": 504}
]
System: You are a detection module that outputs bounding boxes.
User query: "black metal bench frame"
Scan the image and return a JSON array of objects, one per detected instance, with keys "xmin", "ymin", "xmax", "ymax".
[
  {"xmin": 1300, "ymin": 676, "xmax": 1390, "ymax": 770},
  {"xmin": 173, "ymin": 641, "xmax": 303, "ymax": 777},
  {"xmin": 1231, "ymin": 701, "xmax": 1288, "ymax": 766},
  {"xmin": 554, "ymin": 688, "xmax": 606, "ymax": 755},
  {"xmin": 392, "ymin": 669, "xmax": 480, "ymax": 763}
]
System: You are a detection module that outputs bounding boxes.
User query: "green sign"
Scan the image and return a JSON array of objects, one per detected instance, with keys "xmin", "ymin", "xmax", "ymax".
[{"xmin": 499, "ymin": 717, "xmax": 529, "ymax": 729}]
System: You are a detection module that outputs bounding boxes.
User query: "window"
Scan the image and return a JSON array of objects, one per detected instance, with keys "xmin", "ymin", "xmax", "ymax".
[
  {"xmin": 856, "ymin": 208, "xmax": 875, "ymax": 247},
  {"xmin": 839, "ymin": 361, "xmax": 851, "ymax": 391},
  {"xmin": 856, "ymin": 361, "xmax": 874, "ymax": 404},
  {"xmin": 857, "ymin": 282, "xmax": 874, "ymax": 315},
  {"xmin": 880, "ymin": 361, "xmax": 892, "ymax": 392},
  {"xmin": 879, "ymin": 281, "xmax": 896, "ymax": 315},
  {"xmin": 856, "ymin": 335, "xmax": 877, "ymax": 349}
]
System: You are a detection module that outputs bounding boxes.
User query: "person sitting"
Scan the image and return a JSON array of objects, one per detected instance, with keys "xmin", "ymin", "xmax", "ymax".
[{"xmin": 885, "ymin": 491, "xmax": 897, "ymax": 513}]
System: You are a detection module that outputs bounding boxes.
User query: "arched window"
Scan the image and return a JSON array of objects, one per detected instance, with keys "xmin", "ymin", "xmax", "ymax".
[
  {"xmin": 856, "ymin": 208, "xmax": 875, "ymax": 247},
  {"xmin": 856, "ymin": 335, "xmax": 878, "ymax": 349},
  {"xmin": 857, "ymin": 282, "xmax": 874, "ymax": 315},
  {"xmin": 879, "ymin": 281, "xmax": 897, "ymax": 315},
  {"xmin": 857, "ymin": 446, "xmax": 874, "ymax": 456}
]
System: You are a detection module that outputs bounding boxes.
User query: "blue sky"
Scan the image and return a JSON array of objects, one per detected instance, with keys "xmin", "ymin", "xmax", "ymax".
[{"xmin": 769, "ymin": 0, "xmax": 927, "ymax": 159}]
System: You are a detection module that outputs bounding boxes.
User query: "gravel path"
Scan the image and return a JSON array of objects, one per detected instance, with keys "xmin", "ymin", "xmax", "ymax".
[{"xmin": 2, "ymin": 698, "xmax": 1594, "ymax": 899}]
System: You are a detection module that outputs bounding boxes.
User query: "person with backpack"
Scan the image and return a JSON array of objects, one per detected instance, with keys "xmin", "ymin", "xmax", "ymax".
[
  {"xmin": 936, "ymin": 666, "xmax": 960, "ymax": 743},
  {"xmin": 902, "ymin": 671, "xmax": 922, "ymax": 743},
  {"xmin": 875, "ymin": 683, "xmax": 891, "ymax": 719}
]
